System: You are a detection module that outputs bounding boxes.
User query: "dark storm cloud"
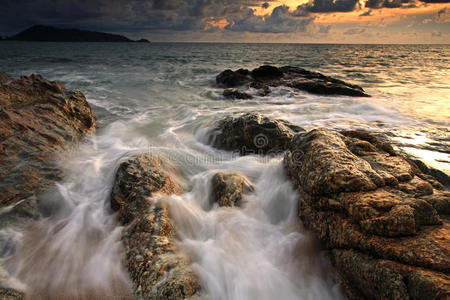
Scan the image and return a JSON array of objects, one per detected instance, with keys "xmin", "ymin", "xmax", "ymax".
[
  {"xmin": 420, "ymin": 0, "xmax": 450, "ymax": 2},
  {"xmin": 294, "ymin": 0, "xmax": 360, "ymax": 16},
  {"xmin": 366, "ymin": 0, "xmax": 417, "ymax": 9},
  {"xmin": 225, "ymin": 6, "xmax": 315, "ymax": 33},
  {"xmin": 0, "ymin": 0, "xmax": 445, "ymax": 37},
  {"xmin": 0, "ymin": 0, "xmax": 317, "ymax": 35}
]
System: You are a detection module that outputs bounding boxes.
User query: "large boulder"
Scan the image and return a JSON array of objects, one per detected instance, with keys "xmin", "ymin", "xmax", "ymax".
[
  {"xmin": 211, "ymin": 172, "xmax": 253, "ymax": 207},
  {"xmin": 284, "ymin": 128, "xmax": 450, "ymax": 299},
  {"xmin": 111, "ymin": 154, "xmax": 201, "ymax": 299},
  {"xmin": 0, "ymin": 73, "xmax": 96, "ymax": 212},
  {"xmin": 207, "ymin": 113, "xmax": 304, "ymax": 155},
  {"xmin": 216, "ymin": 65, "xmax": 369, "ymax": 97},
  {"xmin": 0, "ymin": 72, "xmax": 95, "ymax": 297}
]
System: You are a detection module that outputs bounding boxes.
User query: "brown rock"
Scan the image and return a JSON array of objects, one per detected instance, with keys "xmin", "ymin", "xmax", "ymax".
[
  {"xmin": 211, "ymin": 172, "xmax": 253, "ymax": 207},
  {"xmin": 111, "ymin": 154, "xmax": 201, "ymax": 299},
  {"xmin": 0, "ymin": 287, "xmax": 24, "ymax": 300},
  {"xmin": 284, "ymin": 128, "xmax": 450, "ymax": 299},
  {"xmin": 208, "ymin": 112, "xmax": 304, "ymax": 155},
  {"xmin": 0, "ymin": 72, "xmax": 96, "ymax": 217},
  {"xmin": 0, "ymin": 71, "xmax": 13, "ymax": 85}
]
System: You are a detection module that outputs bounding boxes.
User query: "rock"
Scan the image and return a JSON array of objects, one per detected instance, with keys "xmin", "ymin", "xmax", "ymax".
[
  {"xmin": 284, "ymin": 128, "xmax": 450, "ymax": 299},
  {"xmin": 251, "ymin": 65, "xmax": 283, "ymax": 79},
  {"xmin": 410, "ymin": 158, "xmax": 450, "ymax": 188},
  {"xmin": 207, "ymin": 113, "xmax": 304, "ymax": 155},
  {"xmin": 0, "ymin": 71, "xmax": 12, "ymax": 85},
  {"xmin": 0, "ymin": 73, "xmax": 96, "ymax": 218},
  {"xmin": 223, "ymin": 88, "xmax": 253, "ymax": 100},
  {"xmin": 211, "ymin": 172, "xmax": 253, "ymax": 207},
  {"xmin": 216, "ymin": 69, "xmax": 251, "ymax": 87},
  {"xmin": 111, "ymin": 154, "xmax": 201, "ymax": 299},
  {"xmin": 216, "ymin": 65, "xmax": 370, "ymax": 97},
  {"xmin": 0, "ymin": 287, "xmax": 24, "ymax": 300}
]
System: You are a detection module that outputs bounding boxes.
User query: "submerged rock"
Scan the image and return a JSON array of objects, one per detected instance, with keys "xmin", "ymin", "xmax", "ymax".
[
  {"xmin": 284, "ymin": 128, "xmax": 450, "ymax": 299},
  {"xmin": 223, "ymin": 88, "xmax": 253, "ymax": 100},
  {"xmin": 211, "ymin": 172, "xmax": 253, "ymax": 207},
  {"xmin": 111, "ymin": 154, "xmax": 201, "ymax": 299},
  {"xmin": 216, "ymin": 65, "xmax": 369, "ymax": 97},
  {"xmin": 208, "ymin": 113, "xmax": 304, "ymax": 155},
  {"xmin": 0, "ymin": 72, "xmax": 96, "ymax": 216}
]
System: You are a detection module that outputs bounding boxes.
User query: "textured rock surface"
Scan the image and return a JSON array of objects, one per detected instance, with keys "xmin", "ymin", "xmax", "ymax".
[
  {"xmin": 223, "ymin": 88, "xmax": 253, "ymax": 100},
  {"xmin": 284, "ymin": 128, "xmax": 450, "ymax": 299},
  {"xmin": 0, "ymin": 72, "xmax": 96, "ymax": 295},
  {"xmin": 0, "ymin": 287, "xmax": 24, "ymax": 300},
  {"xmin": 216, "ymin": 65, "xmax": 369, "ymax": 97},
  {"xmin": 111, "ymin": 154, "xmax": 201, "ymax": 299},
  {"xmin": 208, "ymin": 112, "xmax": 304, "ymax": 155},
  {"xmin": 0, "ymin": 72, "xmax": 96, "ymax": 211},
  {"xmin": 211, "ymin": 172, "xmax": 253, "ymax": 207}
]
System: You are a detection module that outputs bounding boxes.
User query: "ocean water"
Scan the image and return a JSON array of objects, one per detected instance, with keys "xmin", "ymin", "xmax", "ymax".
[{"xmin": 0, "ymin": 42, "xmax": 449, "ymax": 299}]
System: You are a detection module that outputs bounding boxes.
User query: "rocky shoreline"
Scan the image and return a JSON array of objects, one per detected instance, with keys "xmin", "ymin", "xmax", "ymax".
[
  {"xmin": 0, "ymin": 72, "xmax": 96, "ymax": 298},
  {"xmin": 0, "ymin": 70, "xmax": 448, "ymax": 299}
]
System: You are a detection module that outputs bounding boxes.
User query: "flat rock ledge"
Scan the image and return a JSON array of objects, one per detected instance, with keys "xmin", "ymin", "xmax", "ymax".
[
  {"xmin": 207, "ymin": 112, "xmax": 304, "ymax": 155},
  {"xmin": 216, "ymin": 65, "xmax": 370, "ymax": 98},
  {"xmin": 111, "ymin": 154, "xmax": 202, "ymax": 300},
  {"xmin": 284, "ymin": 128, "xmax": 450, "ymax": 300}
]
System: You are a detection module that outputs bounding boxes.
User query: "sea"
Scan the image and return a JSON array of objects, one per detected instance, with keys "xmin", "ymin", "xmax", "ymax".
[{"xmin": 0, "ymin": 42, "xmax": 449, "ymax": 299}]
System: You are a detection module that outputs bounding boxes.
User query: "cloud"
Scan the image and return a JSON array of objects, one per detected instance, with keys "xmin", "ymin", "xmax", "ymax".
[
  {"xmin": 365, "ymin": 0, "xmax": 417, "ymax": 9},
  {"xmin": 225, "ymin": 5, "xmax": 315, "ymax": 33},
  {"xmin": 344, "ymin": 28, "xmax": 366, "ymax": 34},
  {"xmin": 360, "ymin": 9, "xmax": 373, "ymax": 16},
  {"xmin": 294, "ymin": 0, "xmax": 360, "ymax": 16}
]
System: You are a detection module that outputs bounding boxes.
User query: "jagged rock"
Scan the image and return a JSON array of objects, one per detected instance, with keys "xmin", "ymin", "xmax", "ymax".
[
  {"xmin": 211, "ymin": 172, "xmax": 253, "ymax": 207},
  {"xmin": 217, "ymin": 65, "xmax": 369, "ymax": 97},
  {"xmin": 111, "ymin": 154, "xmax": 201, "ymax": 300},
  {"xmin": 284, "ymin": 128, "xmax": 450, "ymax": 299},
  {"xmin": 223, "ymin": 88, "xmax": 253, "ymax": 100},
  {"xmin": 0, "ymin": 72, "xmax": 96, "ymax": 217},
  {"xmin": 207, "ymin": 113, "xmax": 304, "ymax": 155}
]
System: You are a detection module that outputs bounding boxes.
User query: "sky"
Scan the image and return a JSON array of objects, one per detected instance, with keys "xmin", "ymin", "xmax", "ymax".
[{"xmin": 0, "ymin": 0, "xmax": 449, "ymax": 43}]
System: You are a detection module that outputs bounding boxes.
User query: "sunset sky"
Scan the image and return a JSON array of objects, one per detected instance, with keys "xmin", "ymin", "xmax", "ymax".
[{"xmin": 1, "ymin": 0, "xmax": 449, "ymax": 43}]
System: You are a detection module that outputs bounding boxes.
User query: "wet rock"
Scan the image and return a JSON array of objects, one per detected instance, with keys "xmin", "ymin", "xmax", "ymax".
[
  {"xmin": 223, "ymin": 88, "xmax": 253, "ymax": 100},
  {"xmin": 0, "ymin": 71, "xmax": 12, "ymax": 85},
  {"xmin": 251, "ymin": 65, "xmax": 283, "ymax": 79},
  {"xmin": 217, "ymin": 65, "xmax": 369, "ymax": 97},
  {"xmin": 216, "ymin": 69, "xmax": 251, "ymax": 88},
  {"xmin": 111, "ymin": 154, "xmax": 201, "ymax": 299},
  {"xmin": 0, "ymin": 287, "xmax": 24, "ymax": 300},
  {"xmin": 211, "ymin": 172, "xmax": 253, "ymax": 207},
  {"xmin": 208, "ymin": 113, "xmax": 304, "ymax": 155},
  {"xmin": 410, "ymin": 158, "xmax": 450, "ymax": 188},
  {"xmin": 0, "ymin": 72, "xmax": 96, "ymax": 219},
  {"xmin": 284, "ymin": 128, "xmax": 450, "ymax": 299}
]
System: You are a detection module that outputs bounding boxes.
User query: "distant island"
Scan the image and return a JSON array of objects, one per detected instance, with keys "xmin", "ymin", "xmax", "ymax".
[{"xmin": 2, "ymin": 25, "xmax": 150, "ymax": 43}]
